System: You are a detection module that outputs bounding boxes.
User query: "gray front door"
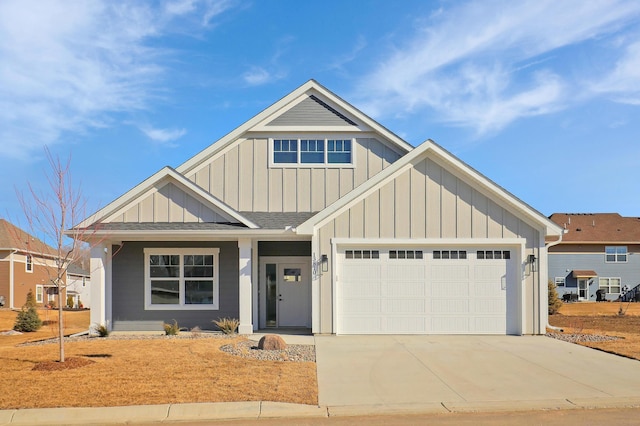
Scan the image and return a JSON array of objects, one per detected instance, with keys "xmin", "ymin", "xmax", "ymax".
[{"xmin": 260, "ymin": 257, "xmax": 311, "ymax": 328}]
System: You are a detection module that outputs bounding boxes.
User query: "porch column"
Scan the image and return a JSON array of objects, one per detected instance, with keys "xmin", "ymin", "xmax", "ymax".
[
  {"xmin": 90, "ymin": 243, "xmax": 112, "ymax": 331},
  {"xmin": 238, "ymin": 238, "xmax": 253, "ymax": 334}
]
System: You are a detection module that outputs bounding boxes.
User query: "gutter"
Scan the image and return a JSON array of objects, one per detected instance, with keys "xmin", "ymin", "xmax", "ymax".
[
  {"xmin": 8, "ymin": 250, "xmax": 16, "ymax": 309},
  {"xmin": 545, "ymin": 231, "xmax": 566, "ymax": 333}
]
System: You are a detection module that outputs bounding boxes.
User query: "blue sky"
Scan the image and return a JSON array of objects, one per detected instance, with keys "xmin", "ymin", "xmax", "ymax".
[{"xmin": 1, "ymin": 0, "xmax": 640, "ymax": 230}]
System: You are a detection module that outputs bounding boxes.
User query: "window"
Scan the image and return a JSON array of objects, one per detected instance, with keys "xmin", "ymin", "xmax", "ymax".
[
  {"xmin": 605, "ymin": 246, "xmax": 627, "ymax": 263},
  {"xmin": 25, "ymin": 254, "xmax": 33, "ymax": 272},
  {"xmin": 390, "ymin": 250, "xmax": 423, "ymax": 260},
  {"xmin": 599, "ymin": 277, "xmax": 621, "ymax": 294},
  {"xmin": 433, "ymin": 250, "xmax": 466, "ymax": 260},
  {"xmin": 345, "ymin": 250, "xmax": 379, "ymax": 259},
  {"xmin": 477, "ymin": 250, "xmax": 510, "ymax": 260},
  {"xmin": 36, "ymin": 285, "xmax": 43, "ymax": 303},
  {"xmin": 144, "ymin": 248, "xmax": 219, "ymax": 310},
  {"xmin": 554, "ymin": 277, "xmax": 565, "ymax": 287},
  {"xmin": 271, "ymin": 138, "xmax": 354, "ymax": 166}
]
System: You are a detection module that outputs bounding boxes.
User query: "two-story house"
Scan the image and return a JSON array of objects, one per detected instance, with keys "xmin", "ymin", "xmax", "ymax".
[{"xmin": 548, "ymin": 213, "xmax": 640, "ymax": 302}]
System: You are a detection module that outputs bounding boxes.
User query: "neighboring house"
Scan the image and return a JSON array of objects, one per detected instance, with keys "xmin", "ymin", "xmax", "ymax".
[
  {"xmin": 548, "ymin": 213, "xmax": 640, "ymax": 302},
  {"xmin": 76, "ymin": 80, "xmax": 562, "ymax": 335},
  {"xmin": 66, "ymin": 263, "xmax": 90, "ymax": 309},
  {"xmin": 0, "ymin": 219, "xmax": 66, "ymax": 309}
]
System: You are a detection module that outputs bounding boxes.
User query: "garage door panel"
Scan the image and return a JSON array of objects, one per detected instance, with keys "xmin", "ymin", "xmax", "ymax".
[
  {"xmin": 386, "ymin": 316, "xmax": 428, "ymax": 333},
  {"xmin": 383, "ymin": 298, "xmax": 426, "ymax": 314},
  {"xmin": 473, "ymin": 281, "xmax": 503, "ymax": 298},
  {"xmin": 385, "ymin": 264, "xmax": 425, "ymax": 280},
  {"xmin": 341, "ymin": 263, "xmax": 382, "ymax": 281},
  {"xmin": 432, "ymin": 316, "xmax": 470, "ymax": 333},
  {"xmin": 341, "ymin": 316, "xmax": 382, "ymax": 334},
  {"xmin": 384, "ymin": 282, "xmax": 427, "ymax": 297},
  {"xmin": 431, "ymin": 264, "xmax": 469, "ymax": 280},
  {"xmin": 342, "ymin": 281, "xmax": 382, "ymax": 298},
  {"xmin": 431, "ymin": 281, "xmax": 470, "ymax": 298},
  {"xmin": 431, "ymin": 299, "xmax": 469, "ymax": 314},
  {"xmin": 473, "ymin": 317, "xmax": 505, "ymax": 334}
]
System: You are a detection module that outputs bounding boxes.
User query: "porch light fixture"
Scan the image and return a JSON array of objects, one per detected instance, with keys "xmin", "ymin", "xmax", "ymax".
[
  {"xmin": 321, "ymin": 254, "xmax": 329, "ymax": 272},
  {"xmin": 526, "ymin": 254, "xmax": 537, "ymax": 275}
]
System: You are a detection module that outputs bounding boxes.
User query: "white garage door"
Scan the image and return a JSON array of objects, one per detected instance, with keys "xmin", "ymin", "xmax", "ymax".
[{"xmin": 337, "ymin": 248, "xmax": 514, "ymax": 334}]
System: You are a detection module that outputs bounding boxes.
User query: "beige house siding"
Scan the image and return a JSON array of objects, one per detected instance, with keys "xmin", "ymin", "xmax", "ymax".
[
  {"xmin": 316, "ymin": 155, "xmax": 543, "ymax": 334},
  {"xmin": 109, "ymin": 182, "xmax": 230, "ymax": 223},
  {"xmin": 186, "ymin": 137, "xmax": 403, "ymax": 213}
]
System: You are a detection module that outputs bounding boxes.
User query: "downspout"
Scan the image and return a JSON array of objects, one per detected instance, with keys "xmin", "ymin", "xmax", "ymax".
[{"xmin": 545, "ymin": 233, "xmax": 565, "ymax": 332}]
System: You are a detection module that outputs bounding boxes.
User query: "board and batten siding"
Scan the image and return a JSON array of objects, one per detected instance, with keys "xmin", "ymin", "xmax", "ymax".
[
  {"xmin": 109, "ymin": 183, "xmax": 230, "ymax": 223},
  {"xmin": 316, "ymin": 156, "xmax": 542, "ymax": 334},
  {"xmin": 186, "ymin": 137, "xmax": 402, "ymax": 213}
]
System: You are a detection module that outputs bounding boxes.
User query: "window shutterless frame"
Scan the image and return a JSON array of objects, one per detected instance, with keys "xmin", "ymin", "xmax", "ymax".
[
  {"xmin": 269, "ymin": 137, "xmax": 355, "ymax": 168},
  {"xmin": 144, "ymin": 248, "xmax": 220, "ymax": 310}
]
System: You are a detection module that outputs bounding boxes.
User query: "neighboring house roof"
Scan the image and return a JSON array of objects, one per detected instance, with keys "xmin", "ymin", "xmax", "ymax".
[
  {"xmin": 67, "ymin": 263, "xmax": 90, "ymax": 277},
  {"xmin": 0, "ymin": 219, "xmax": 57, "ymax": 256},
  {"xmin": 549, "ymin": 213, "xmax": 640, "ymax": 243},
  {"xmin": 297, "ymin": 140, "xmax": 563, "ymax": 237},
  {"xmin": 572, "ymin": 270, "xmax": 598, "ymax": 278}
]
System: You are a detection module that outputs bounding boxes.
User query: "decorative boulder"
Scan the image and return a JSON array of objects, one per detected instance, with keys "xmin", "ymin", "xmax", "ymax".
[{"xmin": 258, "ymin": 334, "xmax": 287, "ymax": 350}]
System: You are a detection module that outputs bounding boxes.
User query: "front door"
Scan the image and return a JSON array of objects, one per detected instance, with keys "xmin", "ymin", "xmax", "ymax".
[
  {"xmin": 260, "ymin": 258, "xmax": 311, "ymax": 328},
  {"xmin": 578, "ymin": 279, "xmax": 589, "ymax": 300}
]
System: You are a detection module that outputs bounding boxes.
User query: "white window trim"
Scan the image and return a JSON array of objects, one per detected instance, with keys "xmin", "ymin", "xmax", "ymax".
[
  {"xmin": 605, "ymin": 246, "xmax": 628, "ymax": 263},
  {"xmin": 25, "ymin": 254, "xmax": 33, "ymax": 273},
  {"xmin": 599, "ymin": 277, "xmax": 622, "ymax": 295},
  {"xmin": 554, "ymin": 277, "xmax": 565, "ymax": 287},
  {"xmin": 35, "ymin": 285, "xmax": 43, "ymax": 303},
  {"xmin": 268, "ymin": 137, "xmax": 356, "ymax": 168},
  {"xmin": 144, "ymin": 248, "xmax": 220, "ymax": 311}
]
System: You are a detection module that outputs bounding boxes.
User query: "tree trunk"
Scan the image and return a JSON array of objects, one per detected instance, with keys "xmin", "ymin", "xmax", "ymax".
[{"xmin": 58, "ymin": 291, "xmax": 65, "ymax": 363}]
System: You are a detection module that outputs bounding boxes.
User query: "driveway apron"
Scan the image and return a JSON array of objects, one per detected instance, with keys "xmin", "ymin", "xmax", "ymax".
[{"xmin": 314, "ymin": 335, "xmax": 640, "ymax": 407}]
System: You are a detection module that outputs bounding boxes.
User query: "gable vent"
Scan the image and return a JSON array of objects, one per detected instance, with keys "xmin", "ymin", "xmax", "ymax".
[{"xmin": 266, "ymin": 95, "xmax": 358, "ymax": 127}]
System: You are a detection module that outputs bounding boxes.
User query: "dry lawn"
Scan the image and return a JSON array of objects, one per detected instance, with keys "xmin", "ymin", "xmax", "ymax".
[
  {"xmin": 0, "ymin": 309, "xmax": 317, "ymax": 409},
  {"xmin": 549, "ymin": 302, "xmax": 640, "ymax": 361}
]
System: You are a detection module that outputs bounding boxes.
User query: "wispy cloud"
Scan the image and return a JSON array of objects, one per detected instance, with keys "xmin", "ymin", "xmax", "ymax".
[
  {"xmin": 0, "ymin": 0, "xmax": 235, "ymax": 160},
  {"xmin": 139, "ymin": 125, "xmax": 187, "ymax": 146},
  {"xmin": 243, "ymin": 67, "xmax": 273, "ymax": 86},
  {"xmin": 355, "ymin": 0, "xmax": 640, "ymax": 136}
]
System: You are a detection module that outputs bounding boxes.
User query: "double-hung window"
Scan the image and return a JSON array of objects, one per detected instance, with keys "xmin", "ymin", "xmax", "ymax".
[
  {"xmin": 605, "ymin": 246, "xmax": 627, "ymax": 263},
  {"xmin": 599, "ymin": 277, "xmax": 621, "ymax": 294},
  {"xmin": 271, "ymin": 138, "xmax": 354, "ymax": 166},
  {"xmin": 25, "ymin": 254, "xmax": 33, "ymax": 272},
  {"xmin": 144, "ymin": 248, "xmax": 219, "ymax": 310}
]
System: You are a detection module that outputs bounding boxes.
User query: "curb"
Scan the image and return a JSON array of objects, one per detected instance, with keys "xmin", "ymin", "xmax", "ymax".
[{"xmin": 2, "ymin": 398, "xmax": 640, "ymax": 425}]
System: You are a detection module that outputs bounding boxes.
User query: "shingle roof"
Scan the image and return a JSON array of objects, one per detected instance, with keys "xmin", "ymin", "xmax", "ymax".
[
  {"xmin": 0, "ymin": 219, "xmax": 57, "ymax": 255},
  {"xmin": 549, "ymin": 213, "xmax": 640, "ymax": 243},
  {"xmin": 239, "ymin": 212, "xmax": 317, "ymax": 229}
]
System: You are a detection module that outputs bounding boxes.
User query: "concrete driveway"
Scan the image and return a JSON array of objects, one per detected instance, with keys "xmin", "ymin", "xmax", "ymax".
[{"xmin": 315, "ymin": 335, "xmax": 640, "ymax": 412}]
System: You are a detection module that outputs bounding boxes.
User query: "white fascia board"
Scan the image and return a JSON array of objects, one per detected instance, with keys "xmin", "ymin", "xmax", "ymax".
[
  {"xmin": 331, "ymin": 238, "xmax": 527, "ymax": 247},
  {"xmin": 177, "ymin": 80, "xmax": 413, "ymax": 176},
  {"xmin": 76, "ymin": 167, "xmax": 259, "ymax": 230},
  {"xmin": 84, "ymin": 229, "xmax": 307, "ymax": 241}
]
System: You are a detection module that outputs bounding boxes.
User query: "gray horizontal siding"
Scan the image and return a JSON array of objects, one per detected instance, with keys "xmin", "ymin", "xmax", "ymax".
[
  {"xmin": 267, "ymin": 96, "xmax": 357, "ymax": 126},
  {"xmin": 549, "ymin": 252, "xmax": 640, "ymax": 301},
  {"xmin": 111, "ymin": 241, "xmax": 239, "ymax": 331}
]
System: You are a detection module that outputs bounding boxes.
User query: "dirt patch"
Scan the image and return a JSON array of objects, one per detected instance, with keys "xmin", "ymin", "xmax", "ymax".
[{"xmin": 32, "ymin": 356, "xmax": 94, "ymax": 371}]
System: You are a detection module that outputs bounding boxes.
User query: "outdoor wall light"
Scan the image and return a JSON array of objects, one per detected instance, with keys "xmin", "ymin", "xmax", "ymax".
[
  {"xmin": 321, "ymin": 254, "xmax": 329, "ymax": 272},
  {"xmin": 526, "ymin": 254, "xmax": 537, "ymax": 275}
]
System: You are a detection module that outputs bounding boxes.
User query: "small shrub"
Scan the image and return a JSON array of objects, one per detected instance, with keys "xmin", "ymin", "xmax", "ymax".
[
  {"xmin": 190, "ymin": 326, "xmax": 202, "ymax": 338},
  {"xmin": 212, "ymin": 317, "xmax": 239, "ymax": 334},
  {"xmin": 548, "ymin": 280, "xmax": 563, "ymax": 315},
  {"xmin": 66, "ymin": 295, "xmax": 74, "ymax": 308},
  {"xmin": 618, "ymin": 305, "xmax": 625, "ymax": 316},
  {"xmin": 14, "ymin": 290, "xmax": 42, "ymax": 332},
  {"xmin": 163, "ymin": 320, "xmax": 180, "ymax": 336},
  {"xmin": 91, "ymin": 323, "xmax": 109, "ymax": 337}
]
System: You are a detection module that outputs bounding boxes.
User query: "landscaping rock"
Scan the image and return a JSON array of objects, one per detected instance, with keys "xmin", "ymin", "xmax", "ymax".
[{"xmin": 258, "ymin": 334, "xmax": 287, "ymax": 350}]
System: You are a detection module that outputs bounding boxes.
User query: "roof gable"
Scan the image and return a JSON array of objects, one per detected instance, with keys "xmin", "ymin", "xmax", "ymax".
[
  {"xmin": 176, "ymin": 80, "xmax": 413, "ymax": 176},
  {"xmin": 549, "ymin": 213, "xmax": 640, "ymax": 243},
  {"xmin": 77, "ymin": 167, "xmax": 258, "ymax": 229},
  {"xmin": 297, "ymin": 140, "xmax": 563, "ymax": 237}
]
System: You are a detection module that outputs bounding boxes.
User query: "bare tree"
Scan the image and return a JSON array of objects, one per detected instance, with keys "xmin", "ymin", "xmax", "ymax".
[{"xmin": 15, "ymin": 147, "xmax": 101, "ymax": 363}]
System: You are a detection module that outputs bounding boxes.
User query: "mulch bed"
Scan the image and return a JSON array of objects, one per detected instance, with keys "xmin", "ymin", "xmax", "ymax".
[{"xmin": 32, "ymin": 357, "xmax": 95, "ymax": 372}]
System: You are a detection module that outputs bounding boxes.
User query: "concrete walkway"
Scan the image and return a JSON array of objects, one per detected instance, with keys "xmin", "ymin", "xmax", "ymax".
[
  {"xmin": 3, "ymin": 335, "xmax": 640, "ymax": 425},
  {"xmin": 315, "ymin": 335, "xmax": 640, "ymax": 414}
]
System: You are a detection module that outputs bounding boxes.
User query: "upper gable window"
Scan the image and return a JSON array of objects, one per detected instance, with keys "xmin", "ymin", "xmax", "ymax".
[{"xmin": 271, "ymin": 138, "xmax": 354, "ymax": 167}]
